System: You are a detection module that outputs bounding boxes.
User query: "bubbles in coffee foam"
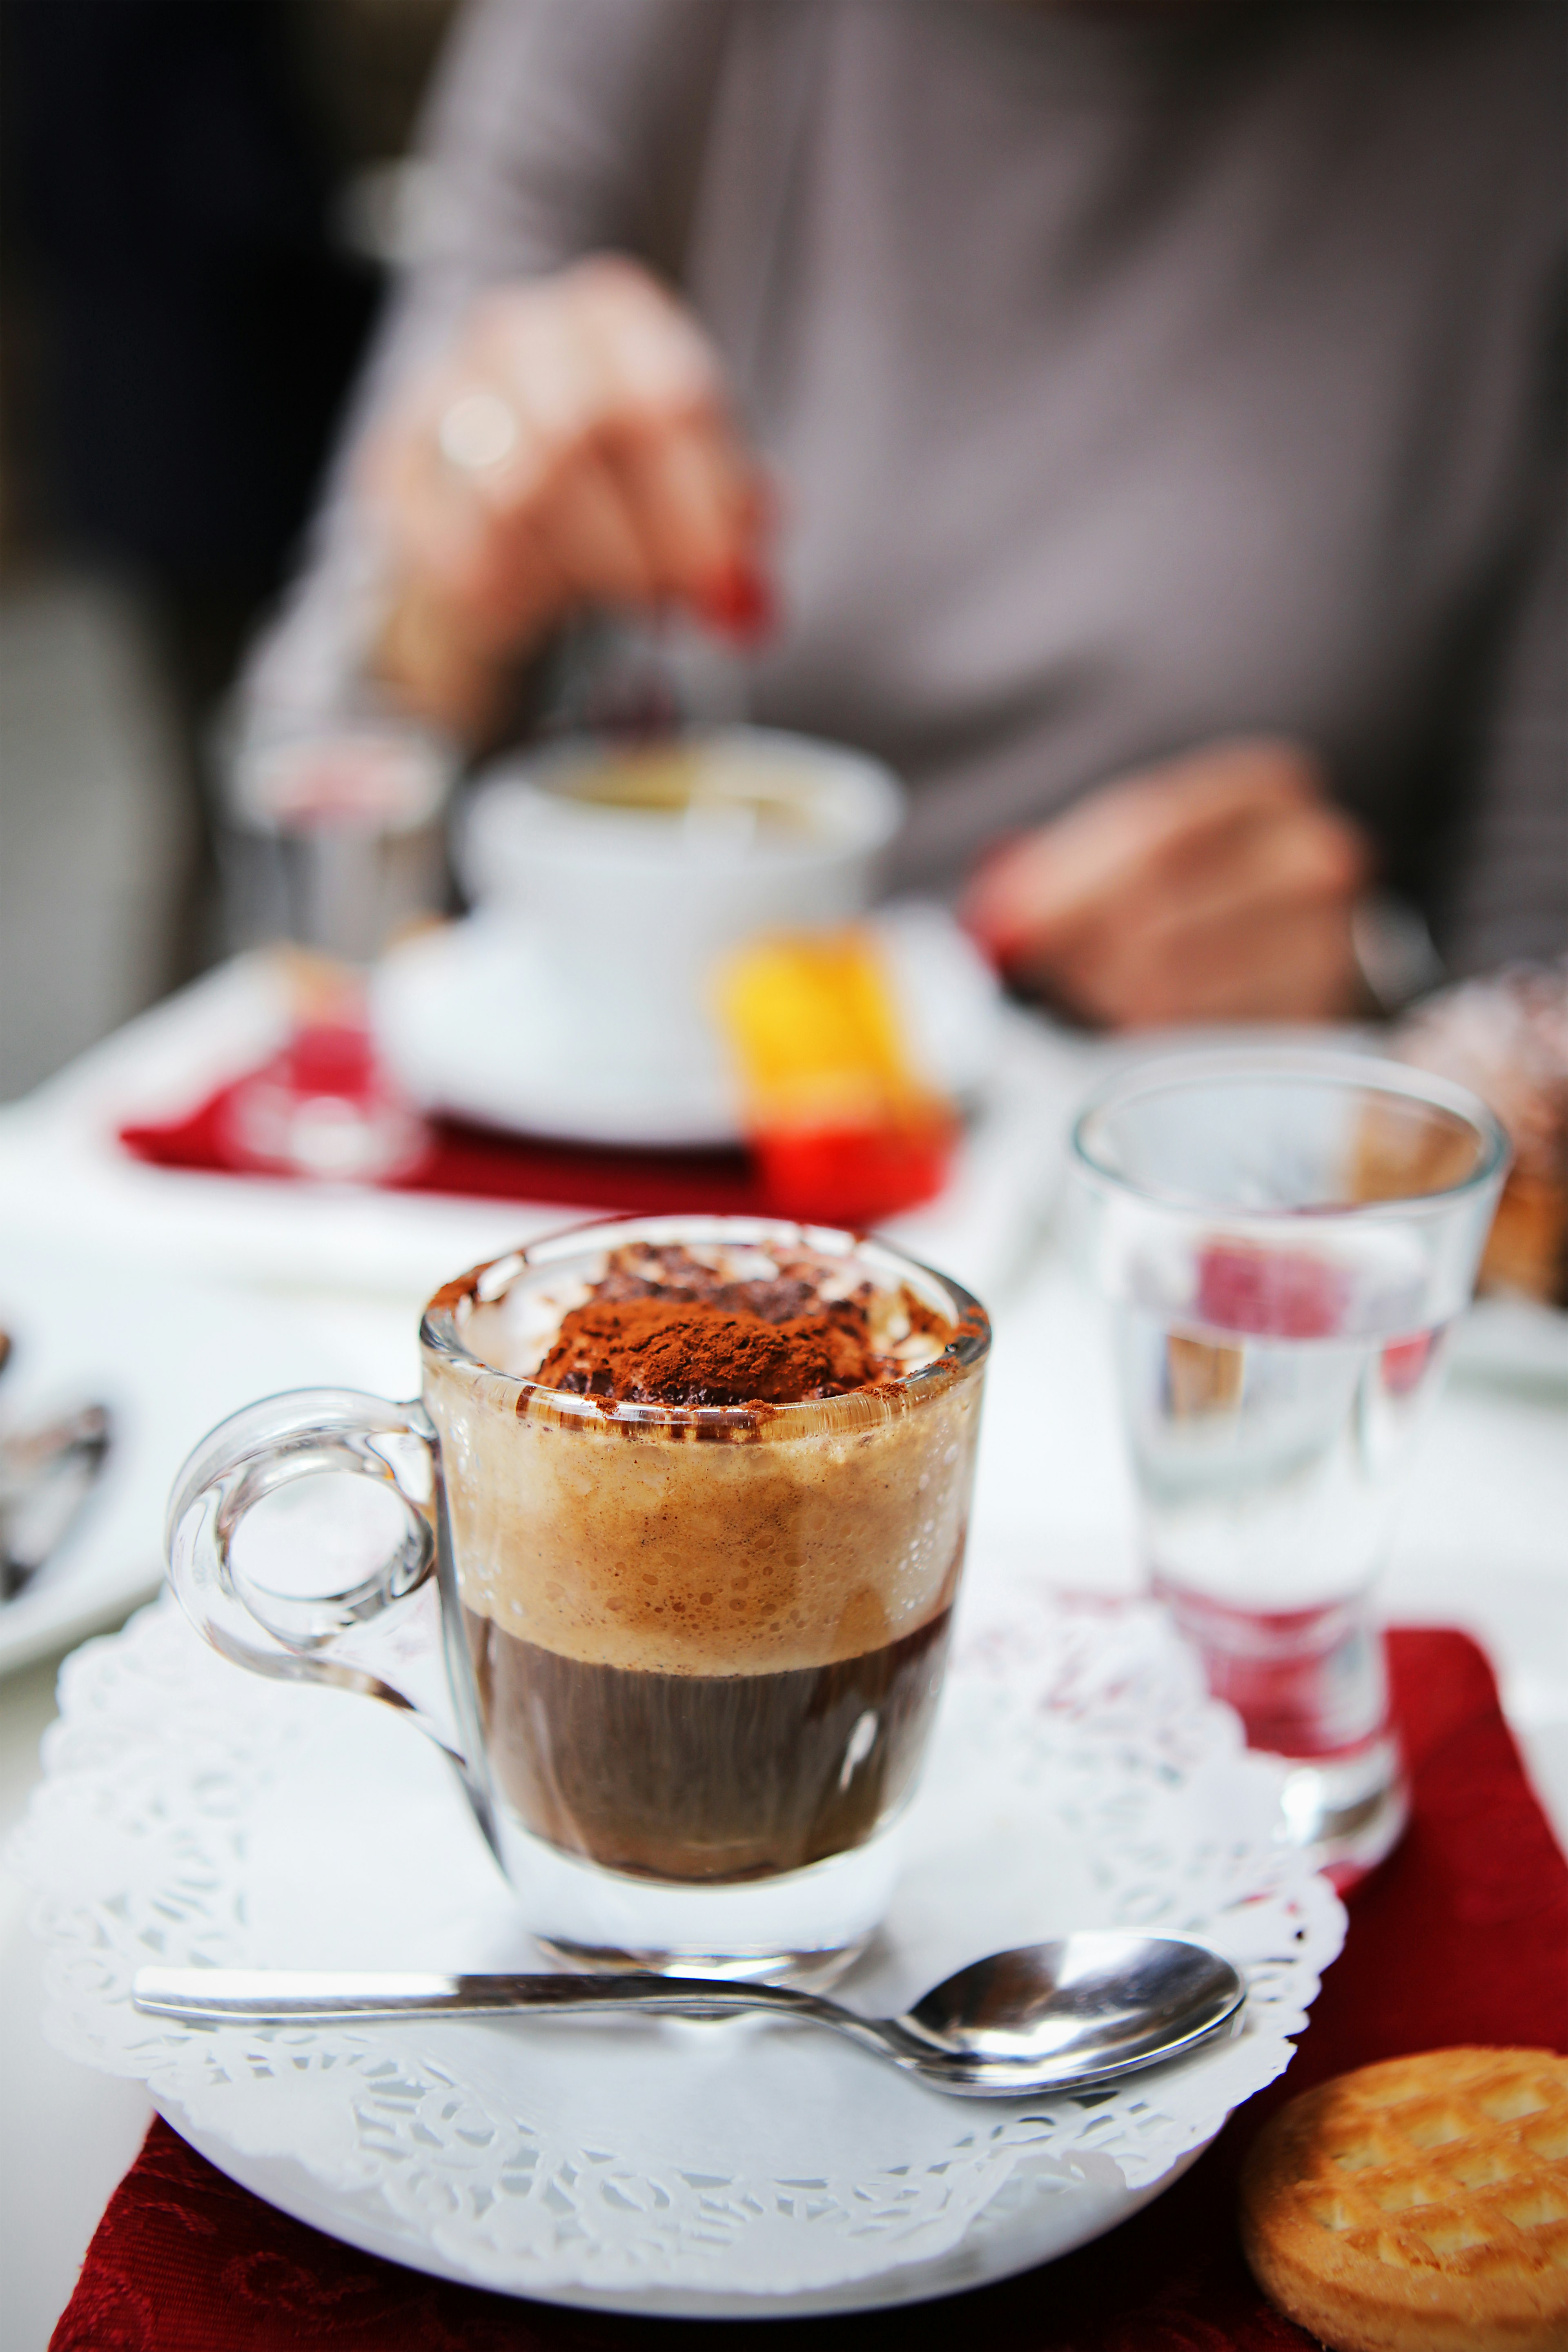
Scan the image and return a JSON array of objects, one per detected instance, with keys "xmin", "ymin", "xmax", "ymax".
[
  {"xmin": 466, "ymin": 1270, "xmax": 593, "ymax": 1381},
  {"xmin": 428, "ymin": 1361, "xmax": 982, "ymax": 1675}
]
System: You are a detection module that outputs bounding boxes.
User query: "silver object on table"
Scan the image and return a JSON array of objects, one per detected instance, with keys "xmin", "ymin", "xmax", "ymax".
[
  {"xmin": 133, "ymin": 1933, "xmax": 1245, "ymax": 2100},
  {"xmin": 0, "ymin": 1399, "xmax": 112, "ymax": 1601}
]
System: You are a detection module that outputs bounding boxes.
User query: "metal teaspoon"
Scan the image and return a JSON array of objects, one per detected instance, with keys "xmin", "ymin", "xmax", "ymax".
[
  {"xmin": 133, "ymin": 1933, "xmax": 1246, "ymax": 2100},
  {"xmin": 0, "ymin": 1399, "xmax": 112, "ymax": 1600}
]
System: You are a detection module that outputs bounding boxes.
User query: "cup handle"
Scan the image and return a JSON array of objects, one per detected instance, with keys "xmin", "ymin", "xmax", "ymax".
[{"xmin": 165, "ymin": 1387, "xmax": 455, "ymax": 1749}]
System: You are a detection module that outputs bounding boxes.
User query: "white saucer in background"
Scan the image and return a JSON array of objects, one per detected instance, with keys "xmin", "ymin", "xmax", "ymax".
[
  {"xmin": 0, "ymin": 1252, "xmax": 412, "ymax": 1679},
  {"xmin": 370, "ymin": 901, "xmax": 1004, "ymax": 1149}
]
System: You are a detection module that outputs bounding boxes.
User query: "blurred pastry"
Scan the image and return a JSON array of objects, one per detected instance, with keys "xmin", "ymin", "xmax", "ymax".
[{"xmin": 1395, "ymin": 960, "xmax": 1568, "ymax": 1306}]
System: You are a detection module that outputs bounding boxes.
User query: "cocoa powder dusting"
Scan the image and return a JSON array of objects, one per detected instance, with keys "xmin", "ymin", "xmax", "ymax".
[{"xmin": 537, "ymin": 1298, "xmax": 876, "ymax": 1407}]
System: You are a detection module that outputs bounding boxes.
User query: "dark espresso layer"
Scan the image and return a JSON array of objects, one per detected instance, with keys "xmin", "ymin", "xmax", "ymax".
[{"xmin": 465, "ymin": 1605, "xmax": 952, "ymax": 1883}]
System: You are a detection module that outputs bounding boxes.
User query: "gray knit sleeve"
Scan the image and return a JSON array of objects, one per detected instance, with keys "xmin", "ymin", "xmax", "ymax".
[{"xmin": 1441, "ymin": 443, "xmax": 1568, "ymax": 976}]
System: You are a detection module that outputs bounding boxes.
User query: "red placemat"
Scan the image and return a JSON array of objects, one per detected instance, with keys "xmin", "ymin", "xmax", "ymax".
[
  {"xmin": 51, "ymin": 1629, "xmax": 1568, "ymax": 2351},
  {"xmin": 119, "ymin": 1079, "xmax": 766, "ymax": 1216},
  {"xmin": 118, "ymin": 1068, "xmax": 955, "ymax": 1227}
]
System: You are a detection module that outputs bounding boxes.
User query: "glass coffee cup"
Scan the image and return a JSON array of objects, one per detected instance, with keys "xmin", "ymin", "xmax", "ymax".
[{"xmin": 166, "ymin": 1215, "xmax": 990, "ymax": 1983}]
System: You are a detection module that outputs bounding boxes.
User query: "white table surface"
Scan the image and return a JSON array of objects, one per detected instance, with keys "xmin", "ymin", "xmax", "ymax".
[{"xmin": 2, "ymin": 974, "xmax": 1565, "ymax": 2350}]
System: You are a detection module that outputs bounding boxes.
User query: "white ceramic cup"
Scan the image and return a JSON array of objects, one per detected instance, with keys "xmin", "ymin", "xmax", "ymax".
[{"xmin": 456, "ymin": 727, "xmax": 906, "ymax": 1065}]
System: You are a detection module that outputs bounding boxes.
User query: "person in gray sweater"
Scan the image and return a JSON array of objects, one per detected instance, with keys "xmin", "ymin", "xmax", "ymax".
[{"xmin": 254, "ymin": 0, "xmax": 1566, "ymax": 1026}]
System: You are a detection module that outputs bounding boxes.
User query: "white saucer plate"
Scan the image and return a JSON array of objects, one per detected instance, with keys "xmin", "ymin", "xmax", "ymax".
[
  {"xmin": 0, "ymin": 1252, "xmax": 408, "ymax": 1679},
  {"xmin": 370, "ymin": 901, "xmax": 1003, "ymax": 1148},
  {"xmin": 12, "ymin": 1584, "xmax": 1343, "ymax": 2316}
]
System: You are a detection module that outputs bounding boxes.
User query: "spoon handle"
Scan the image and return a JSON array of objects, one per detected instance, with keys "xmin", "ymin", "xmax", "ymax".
[{"xmin": 132, "ymin": 1966, "xmax": 826, "ymax": 2027}]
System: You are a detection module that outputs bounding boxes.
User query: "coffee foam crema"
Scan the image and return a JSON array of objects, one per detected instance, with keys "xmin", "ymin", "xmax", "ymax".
[{"xmin": 423, "ymin": 1245, "xmax": 982, "ymax": 1677}]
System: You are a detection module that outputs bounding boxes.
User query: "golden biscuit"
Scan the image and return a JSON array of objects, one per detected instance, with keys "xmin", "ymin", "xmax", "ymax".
[{"xmin": 1240, "ymin": 2048, "xmax": 1568, "ymax": 2352}]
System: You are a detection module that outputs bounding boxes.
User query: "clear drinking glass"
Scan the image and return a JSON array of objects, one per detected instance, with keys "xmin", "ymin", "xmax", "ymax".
[
  {"xmin": 1071, "ymin": 1050, "xmax": 1508, "ymax": 1884},
  {"xmin": 165, "ymin": 1214, "xmax": 990, "ymax": 1983},
  {"xmin": 213, "ymin": 711, "xmax": 456, "ymax": 1179}
]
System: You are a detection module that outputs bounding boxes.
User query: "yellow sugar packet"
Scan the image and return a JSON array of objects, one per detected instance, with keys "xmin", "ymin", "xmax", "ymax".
[{"xmin": 712, "ymin": 928, "xmax": 944, "ymax": 1131}]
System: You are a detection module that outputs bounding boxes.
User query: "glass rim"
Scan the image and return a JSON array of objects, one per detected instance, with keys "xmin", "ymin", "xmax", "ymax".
[
  {"xmin": 210, "ymin": 697, "xmax": 461, "ymax": 832},
  {"xmin": 1069, "ymin": 1045, "xmax": 1511, "ymax": 1221},
  {"xmin": 419, "ymin": 1211, "xmax": 991, "ymax": 1427},
  {"xmin": 469, "ymin": 726, "xmax": 907, "ymax": 868}
]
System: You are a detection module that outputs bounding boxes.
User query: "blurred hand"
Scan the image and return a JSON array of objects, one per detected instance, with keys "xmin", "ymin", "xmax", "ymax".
[
  {"xmin": 961, "ymin": 739, "xmax": 1370, "ymax": 1028},
  {"xmin": 362, "ymin": 256, "xmax": 771, "ymax": 740}
]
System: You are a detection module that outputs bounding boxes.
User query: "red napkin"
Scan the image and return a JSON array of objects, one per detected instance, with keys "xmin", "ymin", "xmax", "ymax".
[
  {"xmin": 50, "ymin": 1629, "xmax": 1568, "ymax": 2351},
  {"xmin": 119, "ymin": 1076, "xmax": 767, "ymax": 1216},
  {"xmin": 116, "ymin": 1055, "xmax": 956, "ymax": 1227}
]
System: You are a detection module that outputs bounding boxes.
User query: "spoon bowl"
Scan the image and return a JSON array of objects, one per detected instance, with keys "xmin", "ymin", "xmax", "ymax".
[
  {"xmin": 882, "ymin": 1933, "xmax": 1247, "ymax": 2091},
  {"xmin": 134, "ymin": 1933, "xmax": 1246, "ymax": 2100}
]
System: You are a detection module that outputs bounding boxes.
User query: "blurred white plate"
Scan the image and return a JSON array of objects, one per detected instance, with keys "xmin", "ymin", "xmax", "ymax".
[
  {"xmin": 0, "ymin": 1250, "xmax": 413, "ymax": 1678},
  {"xmin": 371, "ymin": 901, "xmax": 1002, "ymax": 1148}
]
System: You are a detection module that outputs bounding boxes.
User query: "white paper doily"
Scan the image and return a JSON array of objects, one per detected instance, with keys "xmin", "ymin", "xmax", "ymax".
[{"xmin": 9, "ymin": 1582, "xmax": 1344, "ymax": 2316}]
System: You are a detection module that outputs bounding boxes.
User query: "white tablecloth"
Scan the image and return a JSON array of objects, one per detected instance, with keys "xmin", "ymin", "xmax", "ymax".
[{"xmin": 2, "ymin": 969, "xmax": 1564, "ymax": 2349}]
